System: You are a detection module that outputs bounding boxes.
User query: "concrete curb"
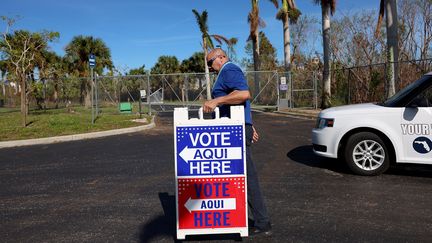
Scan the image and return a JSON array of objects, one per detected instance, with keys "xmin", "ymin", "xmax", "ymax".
[
  {"xmin": 252, "ymin": 109, "xmax": 319, "ymax": 120},
  {"xmin": 0, "ymin": 116, "xmax": 155, "ymax": 149},
  {"xmin": 273, "ymin": 111, "xmax": 319, "ymax": 120}
]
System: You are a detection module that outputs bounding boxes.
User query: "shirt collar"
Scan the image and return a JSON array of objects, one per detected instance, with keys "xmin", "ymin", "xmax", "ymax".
[
  {"xmin": 215, "ymin": 61, "xmax": 231, "ymax": 82},
  {"xmin": 212, "ymin": 61, "xmax": 231, "ymax": 95},
  {"xmin": 218, "ymin": 61, "xmax": 231, "ymax": 74}
]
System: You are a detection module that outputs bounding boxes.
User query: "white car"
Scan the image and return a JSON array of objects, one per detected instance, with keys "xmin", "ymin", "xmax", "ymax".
[{"xmin": 312, "ymin": 72, "xmax": 432, "ymax": 175}]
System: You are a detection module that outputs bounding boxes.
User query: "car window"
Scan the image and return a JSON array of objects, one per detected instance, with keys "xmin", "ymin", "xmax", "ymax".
[
  {"xmin": 383, "ymin": 75, "xmax": 432, "ymax": 107},
  {"xmin": 409, "ymin": 85, "xmax": 432, "ymax": 107},
  {"xmin": 423, "ymin": 86, "xmax": 432, "ymax": 107}
]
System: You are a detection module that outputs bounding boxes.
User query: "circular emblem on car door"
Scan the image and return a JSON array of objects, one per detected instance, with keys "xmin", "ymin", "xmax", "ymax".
[{"xmin": 412, "ymin": 137, "xmax": 432, "ymax": 154}]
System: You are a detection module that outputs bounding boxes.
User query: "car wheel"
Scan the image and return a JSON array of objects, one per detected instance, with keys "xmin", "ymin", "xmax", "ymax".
[{"xmin": 344, "ymin": 132, "xmax": 390, "ymax": 176}]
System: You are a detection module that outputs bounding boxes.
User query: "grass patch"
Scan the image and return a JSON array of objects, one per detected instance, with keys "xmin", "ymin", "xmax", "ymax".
[{"xmin": 0, "ymin": 106, "xmax": 150, "ymax": 141}]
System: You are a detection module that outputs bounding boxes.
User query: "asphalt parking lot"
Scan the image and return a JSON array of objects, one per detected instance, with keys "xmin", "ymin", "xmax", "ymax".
[{"xmin": 1, "ymin": 111, "xmax": 432, "ymax": 242}]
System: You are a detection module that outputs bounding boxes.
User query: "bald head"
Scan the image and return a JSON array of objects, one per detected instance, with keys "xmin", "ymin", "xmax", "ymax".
[
  {"xmin": 207, "ymin": 48, "xmax": 227, "ymax": 60},
  {"xmin": 207, "ymin": 48, "xmax": 229, "ymax": 72}
]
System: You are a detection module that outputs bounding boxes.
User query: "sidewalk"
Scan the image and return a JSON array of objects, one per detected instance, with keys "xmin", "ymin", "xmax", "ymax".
[{"xmin": 276, "ymin": 108, "xmax": 321, "ymax": 119}]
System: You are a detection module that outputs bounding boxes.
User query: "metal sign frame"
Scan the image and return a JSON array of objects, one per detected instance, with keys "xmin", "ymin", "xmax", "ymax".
[
  {"xmin": 174, "ymin": 106, "xmax": 248, "ymax": 240},
  {"xmin": 89, "ymin": 54, "xmax": 96, "ymax": 68}
]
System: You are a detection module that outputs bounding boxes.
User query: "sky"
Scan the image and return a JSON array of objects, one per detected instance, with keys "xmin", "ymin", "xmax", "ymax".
[{"xmin": 1, "ymin": 0, "xmax": 379, "ymax": 72}]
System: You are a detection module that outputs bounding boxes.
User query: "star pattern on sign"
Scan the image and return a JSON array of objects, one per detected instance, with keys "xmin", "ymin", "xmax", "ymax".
[
  {"xmin": 177, "ymin": 126, "xmax": 244, "ymax": 141},
  {"xmin": 177, "ymin": 127, "xmax": 191, "ymax": 142},
  {"xmin": 177, "ymin": 177, "xmax": 246, "ymax": 194}
]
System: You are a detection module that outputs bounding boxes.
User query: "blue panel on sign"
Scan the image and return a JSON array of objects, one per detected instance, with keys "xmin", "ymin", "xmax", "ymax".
[{"xmin": 176, "ymin": 125, "xmax": 244, "ymax": 176}]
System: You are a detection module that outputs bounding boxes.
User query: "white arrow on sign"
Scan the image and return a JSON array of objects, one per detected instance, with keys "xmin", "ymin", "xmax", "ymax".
[
  {"xmin": 179, "ymin": 146, "xmax": 242, "ymax": 164},
  {"xmin": 184, "ymin": 197, "xmax": 236, "ymax": 213}
]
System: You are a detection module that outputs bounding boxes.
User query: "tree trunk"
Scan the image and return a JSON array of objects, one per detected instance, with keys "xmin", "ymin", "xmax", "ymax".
[
  {"xmin": 80, "ymin": 78, "xmax": 86, "ymax": 106},
  {"xmin": 321, "ymin": 3, "xmax": 332, "ymax": 109},
  {"xmin": 20, "ymin": 76, "xmax": 27, "ymax": 127},
  {"xmin": 283, "ymin": 14, "xmax": 291, "ymax": 71},
  {"xmin": 84, "ymin": 78, "xmax": 92, "ymax": 108},
  {"xmin": 1, "ymin": 79, "xmax": 5, "ymax": 98},
  {"xmin": 54, "ymin": 83, "xmax": 59, "ymax": 109},
  {"xmin": 203, "ymin": 41, "xmax": 211, "ymax": 100},
  {"xmin": 252, "ymin": 31, "xmax": 260, "ymax": 99},
  {"xmin": 385, "ymin": 0, "xmax": 399, "ymax": 98},
  {"xmin": 85, "ymin": 88, "xmax": 91, "ymax": 108}
]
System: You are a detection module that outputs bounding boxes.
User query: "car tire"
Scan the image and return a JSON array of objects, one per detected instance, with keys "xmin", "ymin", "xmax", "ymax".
[{"xmin": 344, "ymin": 132, "xmax": 390, "ymax": 176}]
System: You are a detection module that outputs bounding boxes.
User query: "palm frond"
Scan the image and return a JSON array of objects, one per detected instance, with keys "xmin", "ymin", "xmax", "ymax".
[
  {"xmin": 330, "ymin": 0, "xmax": 336, "ymax": 15},
  {"xmin": 248, "ymin": 10, "xmax": 259, "ymax": 40},
  {"xmin": 192, "ymin": 9, "xmax": 209, "ymax": 36},
  {"xmin": 228, "ymin": 37, "xmax": 238, "ymax": 46},
  {"xmin": 268, "ymin": 0, "xmax": 279, "ymax": 8},
  {"xmin": 211, "ymin": 34, "xmax": 231, "ymax": 45},
  {"xmin": 276, "ymin": 9, "xmax": 286, "ymax": 20},
  {"xmin": 258, "ymin": 17, "xmax": 266, "ymax": 28},
  {"xmin": 375, "ymin": 0, "xmax": 385, "ymax": 38},
  {"xmin": 289, "ymin": 8, "xmax": 301, "ymax": 23},
  {"xmin": 313, "ymin": 0, "xmax": 336, "ymax": 15},
  {"xmin": 276, "ymin": 0, "xmax": 301, "ymax": 23}
]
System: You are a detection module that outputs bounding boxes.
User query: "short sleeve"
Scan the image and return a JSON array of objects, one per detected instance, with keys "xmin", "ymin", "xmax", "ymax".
[{"xmin": 222, "ymin": 65, "xmax": 249, "ymax": 91}]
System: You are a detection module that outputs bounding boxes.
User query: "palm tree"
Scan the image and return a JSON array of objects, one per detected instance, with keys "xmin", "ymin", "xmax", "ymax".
[
  {"xmin": 248, "ymin": 0, "xmax": 278, "ymax": 98},
  {"xmin": 314, "ymin": 0, "xmax": 336, "ymax": 109},
  {"xmin": 274, "ymin": 0, "xmax": 301, "ymax": 71},
  {"xmin": 38, "ymin": 51, "xmax": 65, "ymax": 109},
  {"xmin": 227, "ymin": 37, "xmax": 238, "ymax": 61},
  {"xmin": 64, "ymin": 35, "xmax": 113, "ymax": 107},
  {"xmin": 375, "ymin": 0, "xmax": 399, "ymax": 98},
  {"xmin": 192, "ymin": 9, "xmax": 234, "ymax": 100}
]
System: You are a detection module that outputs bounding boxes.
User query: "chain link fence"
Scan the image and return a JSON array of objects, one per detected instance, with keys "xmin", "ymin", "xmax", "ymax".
[
  {"xmin": 1, "ymin": 59, "xmax": 431, "ymax": 116},
  {"xmin": 328, "ymin": 59, "xmax": 432, "ymax": 106}
]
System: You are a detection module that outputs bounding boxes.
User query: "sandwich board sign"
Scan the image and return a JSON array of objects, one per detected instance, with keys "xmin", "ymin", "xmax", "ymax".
[{"xmin": 174, "ymin": 106, "xmax": 248, "ymax": 240}]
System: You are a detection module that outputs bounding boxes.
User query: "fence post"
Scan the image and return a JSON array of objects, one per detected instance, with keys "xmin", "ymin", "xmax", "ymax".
[
  {"xmin": 347, "ymin": 69, "xmax": 351, "ymax": 105},
  {"xmin": 289, "ymin": 71, "xmax": 293, "ymax": 108},
  {"xmin": 147, "ymin": 72, "xmax": 151, "ymax": 116},
  {"xmin": 314, "ymin": 71, "xmax": 318, "ymax": 109},
  {"xmin": 185, "ymin": 74, "xmax": 189, "ymax": 106},
  {"xmin": 91, "ymin": 69, "xmax": 94, "ymax": 124},
  {"xmin": 95, "ymin": 74, "xmax": 99, "ymax": 116},
  {"xmin": 384, "ymin": 61, "xmax": 388, "ymax": 98},
  {"xmin": 276, "ymin": 71, "xmax": 280, "ymax": 111}
]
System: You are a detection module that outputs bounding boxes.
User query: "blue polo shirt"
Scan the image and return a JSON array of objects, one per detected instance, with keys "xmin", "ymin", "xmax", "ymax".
[{"xmin": 212, "ymin": 62, "xmax": 253, "ymax": 125}]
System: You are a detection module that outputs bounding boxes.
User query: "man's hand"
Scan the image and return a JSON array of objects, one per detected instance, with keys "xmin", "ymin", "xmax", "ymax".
[
  {"xmin": 252, "ymin": 126, "xmax": 259, "ymax": 143},
  {"xmin": 203, "ymin": 99, "xmax": 219, "ymax": 113},
  {"xmin": 202, "ymin": 90, "xmax": 250, "ymax": 113}
]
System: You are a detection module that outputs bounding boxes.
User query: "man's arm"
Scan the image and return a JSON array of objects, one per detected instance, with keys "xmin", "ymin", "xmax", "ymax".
[{"xmin": 203, "ymin": 90, "xmax": 250, "ymax": 113}]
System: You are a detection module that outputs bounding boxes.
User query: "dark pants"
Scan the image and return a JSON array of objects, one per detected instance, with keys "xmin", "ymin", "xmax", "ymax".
[{"xmin": 245, "ymin": 125, "xmax": 270, "ymax": 229}]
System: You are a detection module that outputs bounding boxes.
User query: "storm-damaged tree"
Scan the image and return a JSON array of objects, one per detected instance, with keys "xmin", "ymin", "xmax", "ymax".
[
  {"xmin": 314, "ymin": 0, "xmax": 337, "ymax": 109},
  {"xmin": 0, "ymin": 16, "xmax": 59, "ymax": 126},
  {"xmin": 274, "ymin": 0, "xmax": 301, "ymax": 71},
  {"xmin": 248, "ymin": 0, "xmax": 279, "ymax": 99},
  {"xmin": 227, "ymin": 37, "xmax": 239, "ymax": 62},
  {"xmin": 64, "ymin": 35, "xmax": 113, "ymax": 108},
  {"xmin": 192, "ymin": 9, "xmax": 235, "ymax": 100},
  {"xmin": 375, "ymin": 0, "xmax": 399, "ymax": 98}
]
